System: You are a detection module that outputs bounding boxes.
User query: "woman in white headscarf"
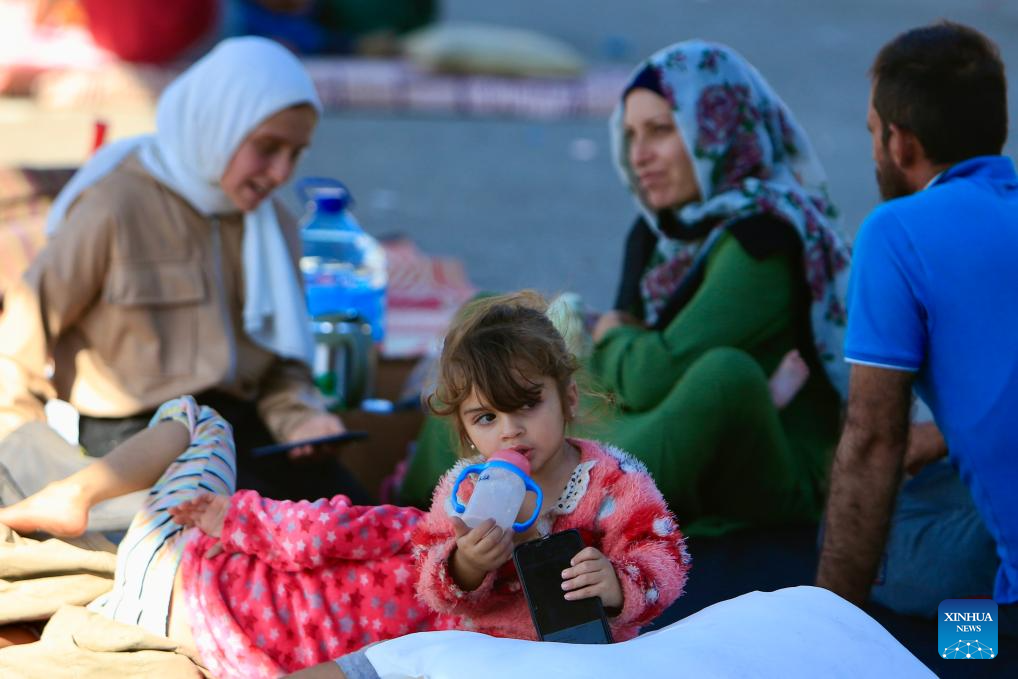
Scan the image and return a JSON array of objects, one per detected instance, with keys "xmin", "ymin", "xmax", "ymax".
[{"xmin": 0, "ymin": 37, "xmax": 368, "ymax": 502}]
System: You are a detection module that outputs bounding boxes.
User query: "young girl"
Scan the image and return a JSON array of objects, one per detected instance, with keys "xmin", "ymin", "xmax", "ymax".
[
  {"xmin": 413, "ymin": 291, "xmax": 689, "ymax": 638},
  {"xmin": 0, "ymin": 292, "xmax": 689, "ymax": 678}
]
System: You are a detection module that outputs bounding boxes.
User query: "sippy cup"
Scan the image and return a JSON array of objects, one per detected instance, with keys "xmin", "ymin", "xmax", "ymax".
[{"xmin": 451, "ymin": 450, "xmax": 543, "ymax": 532}]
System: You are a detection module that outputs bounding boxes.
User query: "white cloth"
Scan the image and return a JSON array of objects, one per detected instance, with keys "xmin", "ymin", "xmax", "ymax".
[
  {"xmin": 361, "ymin": 587, "xmax": 934, "ymax": 679},
  {"xmin": 46, "ymin": 37, "xmax": 322, "ymax": 365}
]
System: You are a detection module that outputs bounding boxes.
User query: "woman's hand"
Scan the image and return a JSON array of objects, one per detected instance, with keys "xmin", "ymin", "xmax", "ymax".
[
  {"xmin": 904, "ymin": 421, "xmax": 948, "ymax": 476},
  {"xmin": 561, "ymin": 546, "xmax": 624, "ymax": 611},
  {"xmin": 168, "ymin": 492, "xmax": 230, "ymax": 539},
  {"xmin": 449, "ymin": 517, "xmax": 514, "ymax": 591},
  {"xmin": 284, "ymin": 412, "xmax": 346, "ymax": 462},
  {"xmin": 592, "ymin": 310, "xmax": 641, "ymax": 343}
]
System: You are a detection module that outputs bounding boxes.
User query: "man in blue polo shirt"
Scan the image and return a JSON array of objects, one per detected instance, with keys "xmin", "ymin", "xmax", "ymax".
[{"xmin": 816, "ymin": 21, "xmax": 1018, "ymax": 626}]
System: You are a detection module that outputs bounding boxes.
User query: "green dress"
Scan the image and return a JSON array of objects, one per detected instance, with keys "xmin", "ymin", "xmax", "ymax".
[{"xmin": 399, "ymin": 234, "xmax": 841, "ymax": 536}]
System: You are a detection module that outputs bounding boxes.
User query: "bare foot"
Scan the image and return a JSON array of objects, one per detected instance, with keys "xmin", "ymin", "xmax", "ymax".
[
  {"xmin": 0, "ymin": 481, "xmax": 91, "ymax": 537},
  {"xmin": 769, "ymin": 350, "xmax": 810, "ymax": 409}
]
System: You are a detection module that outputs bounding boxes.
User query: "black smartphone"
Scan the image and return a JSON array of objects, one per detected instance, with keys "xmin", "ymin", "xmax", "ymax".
[
  {"xmin": 512, "ymin": 529, "xmax": 614, "ymax": 644},
  {"xmin": 249, "ymin": 431, "xmax": 368, "ymax": 457}
]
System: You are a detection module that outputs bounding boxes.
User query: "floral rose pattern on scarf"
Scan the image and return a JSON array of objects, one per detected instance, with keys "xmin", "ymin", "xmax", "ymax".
[
  {"xmin": 639, "ymin": 248, "xmax": 698, "ymax": 320},
  {"xmin": 609, "ymin": 40, "xmax": 852, "ymax": 398},
  {"xmin": 696, "ymin": 82, "xmax": 773, "ymax": 192}
]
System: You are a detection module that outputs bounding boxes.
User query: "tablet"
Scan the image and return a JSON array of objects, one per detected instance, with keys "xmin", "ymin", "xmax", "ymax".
[{"xmin": 250, "ymin": 431, "xmax": 368, "ymax": 457}]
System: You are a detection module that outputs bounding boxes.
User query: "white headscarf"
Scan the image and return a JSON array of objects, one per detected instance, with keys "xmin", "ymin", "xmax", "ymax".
[{"xmin": 46, "ymin": 36, "xmax": 322, "ymax": 365}]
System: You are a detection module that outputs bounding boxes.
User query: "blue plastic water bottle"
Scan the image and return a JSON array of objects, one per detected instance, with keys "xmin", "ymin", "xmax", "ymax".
[{"xmin": 297, "ymin": 178, "xmax": 387, "ymax": 342}]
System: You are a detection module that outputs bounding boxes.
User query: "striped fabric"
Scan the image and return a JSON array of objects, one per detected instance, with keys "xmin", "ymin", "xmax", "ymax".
[
  {"xmin": 380, "ymin": 237, "xmax": 476, "ymax": 359},
  {"xmin": 88, "ymin": 396, "xmax": 237, "ymax": 636}
]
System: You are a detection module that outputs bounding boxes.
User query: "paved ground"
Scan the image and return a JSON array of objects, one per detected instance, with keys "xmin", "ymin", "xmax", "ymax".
[{"xmin": 3, "ymin": 0, "xmax": 1018, "ymax": 307}]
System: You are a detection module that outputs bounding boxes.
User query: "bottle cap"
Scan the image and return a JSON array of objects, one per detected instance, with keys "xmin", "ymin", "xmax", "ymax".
[
  {"xmin": 313, "ymin": 186, "xmax": 349, "ymax": 213},
  {"xmin": 488, "ymin": 449, "xmax": 531, "ymax": 476}
]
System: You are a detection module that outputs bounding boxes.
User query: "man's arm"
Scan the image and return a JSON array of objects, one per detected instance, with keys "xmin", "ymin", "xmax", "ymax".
[{"xmin": 816, "ymin": 364, "xmax": 914, "ymax": 604}]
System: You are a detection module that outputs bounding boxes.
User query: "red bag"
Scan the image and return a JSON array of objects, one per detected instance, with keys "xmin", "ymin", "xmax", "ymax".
[{"xmin": 80, "ymin": 0, "xmax": 218, "ymax": 64}]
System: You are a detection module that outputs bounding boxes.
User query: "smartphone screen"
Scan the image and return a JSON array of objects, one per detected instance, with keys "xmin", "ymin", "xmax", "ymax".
[{"xmin": 513, "ymin": 529, "xmax": 614, "ymax": 644}]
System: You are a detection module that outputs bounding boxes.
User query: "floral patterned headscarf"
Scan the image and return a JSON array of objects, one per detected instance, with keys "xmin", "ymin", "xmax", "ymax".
[{"xmin": 609, "ymin": 40, "xmax": 851, "ymax": 398}]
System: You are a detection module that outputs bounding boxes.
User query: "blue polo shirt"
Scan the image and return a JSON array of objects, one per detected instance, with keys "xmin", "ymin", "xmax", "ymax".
[{"xmin": 845, "ymin": 156, "xmax": 1018, "ymax": 604}]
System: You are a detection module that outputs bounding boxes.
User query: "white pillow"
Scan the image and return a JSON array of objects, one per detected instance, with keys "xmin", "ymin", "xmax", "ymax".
[
  {"xmin": 402, "ymin": 22, "xmax": 585, "ymax": 78},
  {"xmin": 363, "ymin": 587, "xmax": 934, "ymax": 679}
]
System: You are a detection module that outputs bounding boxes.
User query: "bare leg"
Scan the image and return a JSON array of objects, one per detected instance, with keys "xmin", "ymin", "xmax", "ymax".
[
  {"xmin": 0, "ymin": 421, "xmax": 190, "ymax": 536},
  {"xmin": 769, "ymin": 350, "xmax": 811, "ymax": 410}
]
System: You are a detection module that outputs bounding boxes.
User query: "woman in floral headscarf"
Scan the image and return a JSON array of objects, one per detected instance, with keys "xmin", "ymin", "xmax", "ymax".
[{"xmin": 585, "ymin": 40, "xmax": 851, "ymax": 536}]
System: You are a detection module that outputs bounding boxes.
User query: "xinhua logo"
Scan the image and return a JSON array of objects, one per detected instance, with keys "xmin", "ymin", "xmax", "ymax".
[{"xmin": 938, "ymin": 599, "xmax": 998, "ymax": 659}]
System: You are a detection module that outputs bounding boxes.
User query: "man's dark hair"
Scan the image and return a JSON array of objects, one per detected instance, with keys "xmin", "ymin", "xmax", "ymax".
[{"xmin": 871, "ymin": 21, "xmax": 1007, "ymax": 164}]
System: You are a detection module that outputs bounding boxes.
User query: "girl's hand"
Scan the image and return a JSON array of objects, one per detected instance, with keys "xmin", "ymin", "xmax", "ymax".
[
  {"xmin": 168, "ymin": 492, "xmax": 230, "ymax": 539},
  {"xmin": 449, "ymin": 517, "xmax": 514, "ymax": 591},
  {"xmin": 561, "ymin": 546, "xmax": 624, "ymax": 611}
]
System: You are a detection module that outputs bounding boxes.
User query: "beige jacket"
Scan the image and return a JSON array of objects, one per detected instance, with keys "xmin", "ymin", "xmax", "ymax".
[{"xmin": 0, "ymin": 155, "xmax": 324, "ymax": 441}]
